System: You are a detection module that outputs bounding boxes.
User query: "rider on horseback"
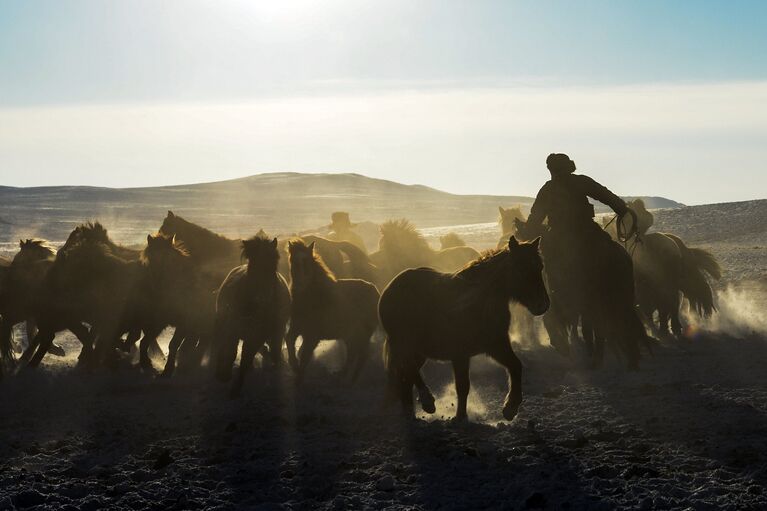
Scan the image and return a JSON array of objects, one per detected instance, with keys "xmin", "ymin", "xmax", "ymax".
[{"xmin": 518, "ymin": 153, "xmax": 644, "ymax": 369}]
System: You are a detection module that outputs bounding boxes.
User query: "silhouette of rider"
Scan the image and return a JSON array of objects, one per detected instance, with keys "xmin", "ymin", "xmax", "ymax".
[
  {"xmin": 519, "ymin": 153, "xmax": 643, "ymax": 368},
  {"xmin": 526, "ymin": 153, "xmax": 628, "ymax": 236},
  {"xmin": 327, "ymin": 211, "xmax": 367, "ymax": 253}
]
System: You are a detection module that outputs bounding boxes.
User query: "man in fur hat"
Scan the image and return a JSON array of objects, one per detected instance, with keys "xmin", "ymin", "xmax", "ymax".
[{"xmin": 328, "ymin": 211, "xmax": 367, "ymax": 253}]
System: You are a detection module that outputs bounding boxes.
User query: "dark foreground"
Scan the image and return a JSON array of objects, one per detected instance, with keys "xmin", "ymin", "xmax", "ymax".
[{"xmin": 1, "ymin": 332, "xmax": 767, "ymax": 511}]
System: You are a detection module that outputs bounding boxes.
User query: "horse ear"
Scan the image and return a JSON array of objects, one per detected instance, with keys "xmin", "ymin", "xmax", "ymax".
[
  {"xmin": 272, "ymin": 237, "xmax": 278, "ymax": 248},
  {"xmin": 19, "ymin": 239, "xmax": 23, "ymax": 248},
  {"xmin": 308, "ymin": 241, "xmax": 315, "ymax": 253},
  {"xmin": 167, "ymin": 210, "xmax": 175, "ymax": 218},
  {"xmin": 498, "ymin": 206, "xmax": 505, "ymax": 215},
  {"xmin": 532, "ymin": 236, "xmax": 541, "ymax": 250},
  {"xmin": 508, "ymin": 236, "xmax": 519, "ymax": 249},
  {"xmin": 146, "ymin": 234, "xmax": 153, "ymax": 245}
]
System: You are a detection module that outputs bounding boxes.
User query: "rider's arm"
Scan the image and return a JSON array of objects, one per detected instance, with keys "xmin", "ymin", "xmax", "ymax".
[
  {"xmin": 579, "ymin": 175, "xmax": 628, "ymax": 217},
  {"xmin": 526, "ymin": 184, "xmax": 550, "ymax": 227}
]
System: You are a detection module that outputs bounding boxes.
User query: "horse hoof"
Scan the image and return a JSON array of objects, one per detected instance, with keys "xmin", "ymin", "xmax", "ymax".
[
  {"xmin": 451, "ymin": 414, "xmax": 469, "ymax": 423},
  {"xmin": 502, "ymin": 402, "xmax": 521, "ymax": 421},
  {"xmin": 48, "ymin": 344, "xmax": 66, "ymax": 357},
  {"xmin": 419, "ymin": 396, "xmax": 436, "ymax": 414}
]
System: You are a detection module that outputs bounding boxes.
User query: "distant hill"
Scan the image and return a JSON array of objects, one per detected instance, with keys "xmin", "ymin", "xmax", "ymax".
[{"xmin": 0, "ymin": 172, "xmax": 683, "ymax": 247}]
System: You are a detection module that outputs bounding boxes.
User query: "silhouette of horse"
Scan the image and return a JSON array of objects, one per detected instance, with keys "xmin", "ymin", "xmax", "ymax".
[
  {"xmin": 214, "ymin": 236, "xmax": 290, "ymax": 396},
  {"xmin": 25, "ymin": 229, "xmax": 143, "ymax": 369},
  {"xmin": 371, "ymin": 219, "xmax": 479, "ymax": 287},
  {"xmin": 286, "ymin": 239, "xmax": 379, "ymax": 382},
  {"xmin": 161, "ymin": 212, "xmax": 377, "ymax": 285},
  {"xmin": 497, "ymin": 206, "xmax": 526, "ymax": 248},
  {"xmin": 439, "ymin": 233, "xmax": 467, "ymax": 249},
  {"xmin": 515, "ymin": 217, "xmax": 645, "ymax": 369},
  {"xmin": 1, "ymin": 240, "xmax": 93, "ymax": 371},
  {"xmin": 604, "ymin": 201, "xmax": 721, "ymax": 337},
  {"xmin": 379, "ymin": 236, "xmax": 549, "ymax": 421},
  {"xmin": 64, "ymin": 222, "xmax": 142, "ymax": 261},
  {"xmin": 139, "ymin": 233, "xmax": 217, "ymax": 375},
  {"xmin": 159, "ymin": 211, "xmax": 242, "ymax": 283}
]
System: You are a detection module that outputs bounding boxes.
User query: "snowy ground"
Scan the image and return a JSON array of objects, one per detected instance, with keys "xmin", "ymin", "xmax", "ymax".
[{"xmin": 2, "ymin": 200, "xmax": 767, "ymax": 510}]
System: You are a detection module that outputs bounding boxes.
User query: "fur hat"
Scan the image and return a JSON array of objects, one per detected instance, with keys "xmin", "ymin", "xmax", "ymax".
[
  {"xmin": 546, "ymin": 153, "xmax": 576, "ymax": 174},
  {"xmin": 329, "ymin": 211, "xmax": 357, "ymax": 230}
]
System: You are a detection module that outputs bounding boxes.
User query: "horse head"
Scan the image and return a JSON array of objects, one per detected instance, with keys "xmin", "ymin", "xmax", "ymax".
[
  {"xmin": 507, "ymin": 236, "xmax": 549, "ymax": 316},
  {"xmin": 242, "ymin": 236, "xmax": 279, "ymax": 274}
]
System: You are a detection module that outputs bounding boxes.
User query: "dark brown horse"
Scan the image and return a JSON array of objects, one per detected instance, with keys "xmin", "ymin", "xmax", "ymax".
[
  {"xmin": 286, "ymin": 239, "xmax": 379, "ymax": 382},
  {"xmin": 139, "ymin": 234, "xmax": 217, "ymax": 376},
  {"xmin": 214, "ymin": 236, "xmax": 290, "ymax": 396},
  {"xmin": 1, "ymin": 240, "xmax": 93, "ymax": 371},
  {"xmin": 379, "ymin": 236, "xmax": 548, "ymax": 421},
  {"xmin": 24, "ymin": 231, "xmax": 143, "ymax": 369}
]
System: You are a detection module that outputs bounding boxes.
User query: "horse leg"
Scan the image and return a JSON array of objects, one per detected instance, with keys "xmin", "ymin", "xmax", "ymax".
[
  {"xmin": 488, "ymin": 341, "xmax": 523, "ymax": 421},
  {"xmin": 139, "ymin": 330, "xmax": 159, "ymax": 373},
  {"xmin": 670, "ymin": 294, "xmax": 683, "ymax": 338},
  {"xmin": 231, "ymin": 337, "xmax": 263, "ymax": 398},
  {"xmin": 452, "ymin": 357, "xmax": 471, "ymax": 421},
  {"xmin": 0, "ymin": 320, "xmax": 15, "ymax": 366},
  {"xmin": 348, "ymin": 334, "xmax": 371, "ymax": 383},
  {"xmin": 285, "ymin": 328, "xmax": 300, "ymax": 373},
  {"xmin": 26, "ymin": 329, "xmax": 56, "ymax": 369},
  {"xmin": 413, "ymin": 364, "xmax": 435, "ymax": 414},
  {"xmin": 69, "ymin": 322, "xmax": 94, "ymax": 365},
  {"xmin": 296, "ymin": 336, "xmax": 320, "ymax": 382},
  {"xmin": 266, "ymin": 326, "xmax": 284, "ymax": 367},
  {"xmin": 160, "ymin": 328, "xmax": 185, "ymax": 378}
]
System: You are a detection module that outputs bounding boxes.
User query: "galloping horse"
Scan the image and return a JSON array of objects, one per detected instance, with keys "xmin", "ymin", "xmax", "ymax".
[
  {"xmin": 604, "ymin": 200, "xmax": 720, "ymax": 337},
  {"xmin": 286, "ymin": 240, "xmax": 379, "ymax": 382},
  {"xmin": 214, "ymin": 236, "xmax": 290, "ymax": 396},
  {"xmin": 379, "ymin": 236, "xmax": 549, "ymax": 421}
]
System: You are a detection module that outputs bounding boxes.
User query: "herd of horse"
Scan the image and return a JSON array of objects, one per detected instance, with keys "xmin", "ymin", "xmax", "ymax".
[{"xmin": 0, "ymin": 204, "xmax": 719, "ymax": 420}]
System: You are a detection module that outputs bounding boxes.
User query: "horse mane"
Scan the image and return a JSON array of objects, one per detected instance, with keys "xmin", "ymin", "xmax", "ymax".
[
  {"xmin": 379, "ymin": 219, "xmax": 432, "ymax": 256},
  {"xmin": 289, "ymin": 239, "xmax": 337, "ymax": 284},
  {"xmin": 141, "ymin": 233, "xmax": 190, "ymax": 264},
  {"xmin": 160, "ymin": 212, "xmax": 239, "ymax": 260},
  {"xmin": 18, "ymin": 238, "xmax": 56, "ymax": 258},
  {"xmin": 455, "ymin": 248, "xmax": 507, "ymax": 278}
]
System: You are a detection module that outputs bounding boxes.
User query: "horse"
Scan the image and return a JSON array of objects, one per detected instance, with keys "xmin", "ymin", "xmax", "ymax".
[
  {"xmin": 159, "ymin": 211, "xmax": 242, "ymax": 284},
  {"xmin": 604, "ymin": 201, "xmax": 720, "ymax": 337},
  {"xmin": 161, "ymin": 212, "xmax": 377, "ymax": 284},
  {"xmin": 497, "ymin": 206, "xmax": 526, "ymax": 248},
  {"xmin": 286, "ymin": 239, "xmax": 379, "ymax": 382},
  {"xmin": 439, "ymin": 233, "xmax": 467, "ymax": 250},
  {"xmin": 371, "ymin": 219, "xmax": 479, "ymax": 288},
  {"xmin": 1, "ymin": 240, "xmax": 93, "ymax": 372},
  {"xmin": 214, "ymin": 236, "xmax": 290, "ymax": 396},
  {"xmin": 379, "ymin": 236, "xmax": 549, "ymax": 421},
  {"xmin": 515, "ymin": 217, "xmax": 645, "ymax": 370},
  {"xmin": 24, "ymin": 231, "xmax": 144, "ymax": 369},
  {"xmin": 138, "ymin": 233, "xmax": 217, "ymax": 376}
]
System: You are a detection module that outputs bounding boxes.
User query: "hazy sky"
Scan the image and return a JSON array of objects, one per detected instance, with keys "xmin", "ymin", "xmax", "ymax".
[{"xmin": 1, "ymin": 0, "xmax": 766, "ymax": 204}]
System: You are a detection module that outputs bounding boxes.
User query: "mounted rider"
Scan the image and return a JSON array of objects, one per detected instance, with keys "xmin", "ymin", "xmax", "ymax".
[{"xmin": 517, "ymin": 153, "xmax": 644, "ymax": 369}]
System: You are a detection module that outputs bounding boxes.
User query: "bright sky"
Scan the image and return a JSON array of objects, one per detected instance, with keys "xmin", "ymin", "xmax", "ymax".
[{"xmin": 1, "ymin": 0, "xmax": 766, "ymax": 204}]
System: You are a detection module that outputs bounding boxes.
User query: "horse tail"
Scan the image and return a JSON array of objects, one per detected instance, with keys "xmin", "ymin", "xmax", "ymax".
[{"xmin": 667, "ymin": 234, "xmax": 721, "ymax": 317}]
